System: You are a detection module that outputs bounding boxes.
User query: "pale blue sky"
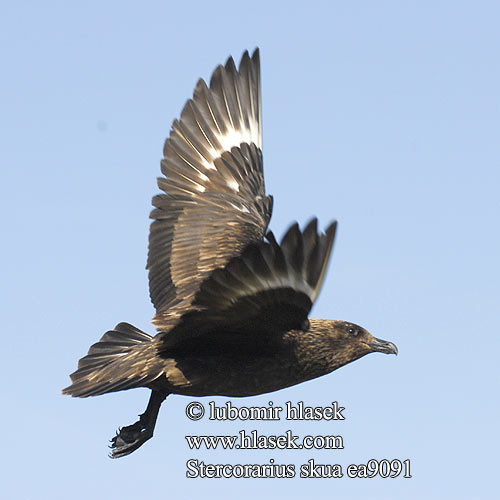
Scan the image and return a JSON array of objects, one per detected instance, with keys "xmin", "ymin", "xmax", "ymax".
[{"xmin": 1, "ymin": 1, "xmax": 499, "ymax": 498}]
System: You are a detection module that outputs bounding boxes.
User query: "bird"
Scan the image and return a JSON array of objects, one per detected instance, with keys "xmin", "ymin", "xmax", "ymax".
[{"xmin": 63, "ymin": 48, "xmax": 398, "ymax": 458}]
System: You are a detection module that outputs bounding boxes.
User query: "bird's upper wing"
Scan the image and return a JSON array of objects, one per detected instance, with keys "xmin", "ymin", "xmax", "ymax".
[
  {"xmin": 148, "ymin": 49, "xmax": 273, "ymax": 332},
  {"xmin": 158, "ymin": 219, "xmax": 337, "ymax": 350}
]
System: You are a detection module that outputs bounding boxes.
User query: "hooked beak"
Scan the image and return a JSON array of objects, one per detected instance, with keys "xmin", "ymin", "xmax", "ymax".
[{"xmin": 364, "ymin": 337, "xmax": 398, "ymax": 355}]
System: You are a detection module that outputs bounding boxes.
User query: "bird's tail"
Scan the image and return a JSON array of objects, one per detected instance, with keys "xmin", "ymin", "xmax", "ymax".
[{"xmin": 62, "ymin": 322, "xmax": 162, "ymax": 398}]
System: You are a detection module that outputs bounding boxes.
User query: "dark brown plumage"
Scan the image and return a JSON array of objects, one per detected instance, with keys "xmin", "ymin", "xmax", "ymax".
[{"xmin": 63, "ymin": 49, "xmax": 397, "ymax": 458}]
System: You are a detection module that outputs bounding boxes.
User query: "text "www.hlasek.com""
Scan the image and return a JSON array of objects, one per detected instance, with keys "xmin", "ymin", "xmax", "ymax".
[{"xmin": 185, "ymin": 429, "xmax": 343, "ymax": 450}]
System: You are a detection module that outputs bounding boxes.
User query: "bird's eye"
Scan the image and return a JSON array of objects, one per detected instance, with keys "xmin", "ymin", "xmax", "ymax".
[{"xmin": 348, "ymin": 327, "xmax": 355, "ymax": 335}]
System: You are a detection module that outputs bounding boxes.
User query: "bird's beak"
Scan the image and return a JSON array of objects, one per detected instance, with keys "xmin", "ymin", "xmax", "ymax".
[{"xmin": 364, "ymin": 337, "xmax": 398, "ymax": 355}]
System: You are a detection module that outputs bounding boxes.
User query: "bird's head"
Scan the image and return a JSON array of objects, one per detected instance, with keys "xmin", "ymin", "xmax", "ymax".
[
  {"xmin": 302, "ymin": 319, "xmax": 398, "ymax": 372},
  {"xmin": 326, "ymin": 319, "xmax": 398, "ymax": 358}
]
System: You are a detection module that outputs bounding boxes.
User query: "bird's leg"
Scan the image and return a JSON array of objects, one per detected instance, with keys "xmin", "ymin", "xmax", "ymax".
[{"xmin": 110, "ymin": 390, "xmax": 169, "ymax": 458}]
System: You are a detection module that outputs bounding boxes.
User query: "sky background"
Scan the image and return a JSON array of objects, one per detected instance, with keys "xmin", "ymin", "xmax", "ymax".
[{"xmin": 1, "ymin": 1, "xmax": 499, "ymax": 498}]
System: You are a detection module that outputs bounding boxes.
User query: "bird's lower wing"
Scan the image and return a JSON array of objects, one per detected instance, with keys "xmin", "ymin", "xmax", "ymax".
[{"xmin": 158, "ymin": 219, "xmax": 337, "ymax": 350}]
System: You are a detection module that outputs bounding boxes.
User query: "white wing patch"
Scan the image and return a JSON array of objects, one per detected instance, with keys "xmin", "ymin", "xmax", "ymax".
[
  {"xmin": 226, "ymin": 178, "xmax": 239, "ymax": 191},
  {"xmin": 216, "ymin": 125, "xmax": 261, "ymax": 156}
]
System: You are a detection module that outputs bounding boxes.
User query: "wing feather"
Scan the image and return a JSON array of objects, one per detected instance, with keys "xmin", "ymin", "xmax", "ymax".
[
  {"xmin": 148, "ymin": 49, "xmax": 271, "ymax": 332},
  {"xmin": 159, "ymin": 220, "xmax": 337, "ymax": 349}
]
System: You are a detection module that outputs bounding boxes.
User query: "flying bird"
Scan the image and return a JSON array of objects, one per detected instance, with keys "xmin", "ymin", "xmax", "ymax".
[{"xmin": 63, "ymin": 49, "xmax": 397, "ymax": 458}]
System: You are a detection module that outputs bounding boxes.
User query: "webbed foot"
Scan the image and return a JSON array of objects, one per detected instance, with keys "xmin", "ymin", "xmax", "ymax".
[
  {"xmin": 109, "ymin": 417, "xmax": 153, "ymax": 458},
  {"xmin": 108, "ymin": 390, "xmax": 168, "ymax": 458}
]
